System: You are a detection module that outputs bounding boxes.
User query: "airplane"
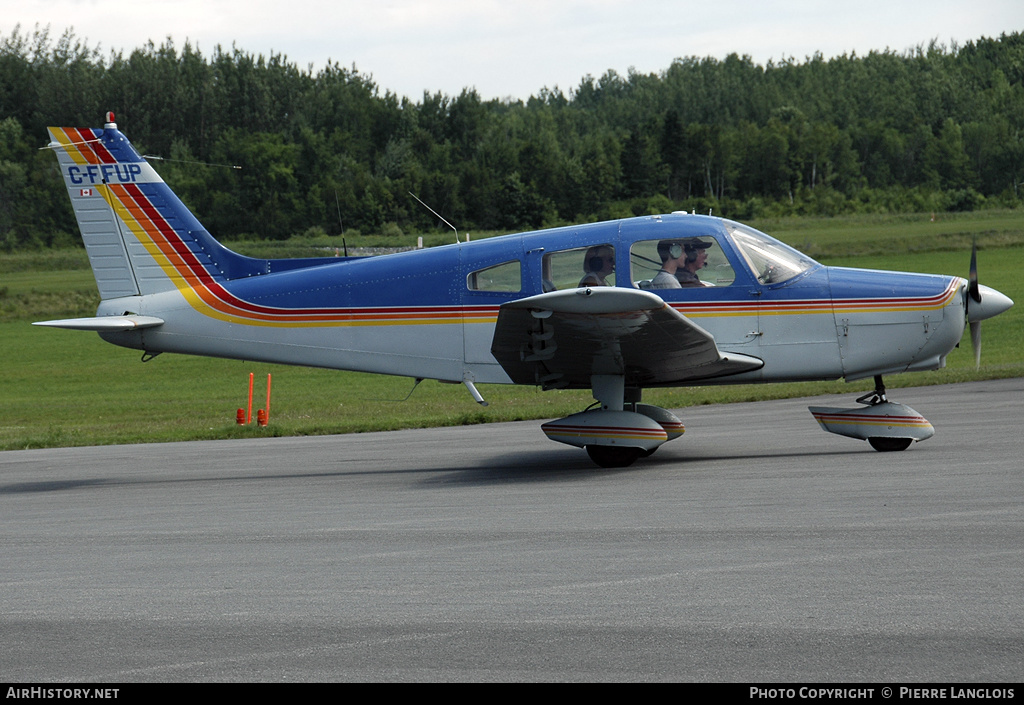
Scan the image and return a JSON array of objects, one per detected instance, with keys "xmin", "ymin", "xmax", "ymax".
[{"xmin": 35, "ymin": 114, "xmax": 1014, "ymax": 467}]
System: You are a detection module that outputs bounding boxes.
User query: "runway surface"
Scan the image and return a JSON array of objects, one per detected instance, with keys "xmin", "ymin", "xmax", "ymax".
[{"xmin": 2, "ymin": 379, "xmax": 1022, "ymax": 682}]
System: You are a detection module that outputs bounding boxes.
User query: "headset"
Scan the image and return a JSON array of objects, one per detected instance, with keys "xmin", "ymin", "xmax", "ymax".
[
  {"xmin": 657, "ymin": 239, "xmax": 708, "ymax": 264},
  {"xmin": 657, "ymin": 241, "xmax": 683, "ymax": 262},
  {"xmin": 585, "ymin": 246, "xmax": 613, "ymax": 273}
]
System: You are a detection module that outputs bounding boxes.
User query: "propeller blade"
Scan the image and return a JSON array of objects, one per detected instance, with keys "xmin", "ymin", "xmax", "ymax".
[
  {"xmin": 967, "ymin": 239, "xmax": 982, "ymax": 369},
  {"xmin": 970, "ymin": 320, "xmax": 981, "ymax": 369},
  {"xmin": 962, "ymin": 239, "xmax": 1013, "ymax": 369},
  {"xmin": 968, "ymin": 238, "xmax": 982, "ymax": 304}
]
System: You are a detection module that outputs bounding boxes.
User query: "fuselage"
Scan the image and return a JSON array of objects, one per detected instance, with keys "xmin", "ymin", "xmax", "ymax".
[{"xmin": 96, "ymin": 213, "xmax": 970, "ymax": 388}]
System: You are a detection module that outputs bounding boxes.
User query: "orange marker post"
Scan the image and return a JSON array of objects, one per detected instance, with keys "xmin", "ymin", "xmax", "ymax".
[
  {"xmin": 247, "ymin": 373, "xmax": 254, "ymax": 424},
  {"xmin": 265, "ymin": 373, "xmax": 272, "ymax": 424}
]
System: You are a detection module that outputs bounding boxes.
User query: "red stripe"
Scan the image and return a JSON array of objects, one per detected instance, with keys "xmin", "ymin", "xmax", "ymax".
[{"xmin": 72, "ymin": 128, "xmax": 115, "ymax": 164}]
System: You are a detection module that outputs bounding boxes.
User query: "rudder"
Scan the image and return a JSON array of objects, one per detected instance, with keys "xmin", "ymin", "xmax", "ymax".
[
  {"xmin": 47, "ymin": 113, "xmax": 263, "ymax": 301},
  {"xmin": 48, "ymin": 120, "xmax": 141, "ymax": 300}
]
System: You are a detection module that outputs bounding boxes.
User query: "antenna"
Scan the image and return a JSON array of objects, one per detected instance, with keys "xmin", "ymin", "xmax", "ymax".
[
  {"xmin": 142, "ymin": 155, "xmax": 242, "ymax": 170},
  {"xmin": 409, "ymin": 192, "xmax": 459, "ymax": 244},
  {"xmin": 40, "ymin": 138, "xmax": 101, "ymax": 151},
  {"xmin": 335, "ymin": 191, "xmax": 345, "ymax": 235},
  {"xmin": 335, "ymin": 190, "xmax": 347, "ymax": 256}
]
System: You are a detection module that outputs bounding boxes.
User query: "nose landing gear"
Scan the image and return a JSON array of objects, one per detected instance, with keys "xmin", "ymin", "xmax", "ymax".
[{"xmin": 809, "ymin": 376, "xmax": 934, "ymax": 452}]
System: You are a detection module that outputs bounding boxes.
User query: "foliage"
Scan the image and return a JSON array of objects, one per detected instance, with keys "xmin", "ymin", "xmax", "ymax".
[{"xmin": 3, "ymin": 26, "xmax": 1024, "ymax": 248}]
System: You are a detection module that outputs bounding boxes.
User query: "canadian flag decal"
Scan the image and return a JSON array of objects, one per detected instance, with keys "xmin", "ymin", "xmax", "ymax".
[{"xmin": 80, "ymin": 188, "xmax": 93, "ymax": 197}]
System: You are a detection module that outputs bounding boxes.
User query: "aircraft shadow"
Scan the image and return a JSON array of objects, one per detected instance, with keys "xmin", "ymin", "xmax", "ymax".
[
  {"xmin": 0, "ymin": 479, "xmax": 112, "ymax": 494},
  {"xmin": 0, "ymin": 443, "xmax": 870, "ymax": 495},
  {"xmin": 423, "ymin": 444, "xmax": 869, "ymax": 487}
]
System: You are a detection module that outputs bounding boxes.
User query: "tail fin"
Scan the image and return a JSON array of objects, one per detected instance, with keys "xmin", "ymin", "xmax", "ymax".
[{"xmin": 47, "ymin": 113, "xmax": 263, "ymax": 301}]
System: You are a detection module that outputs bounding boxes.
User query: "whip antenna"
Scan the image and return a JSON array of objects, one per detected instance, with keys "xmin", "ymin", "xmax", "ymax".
[{"xmin": 409, "ymin": 192, "xmax": 459, "ymax": 244}]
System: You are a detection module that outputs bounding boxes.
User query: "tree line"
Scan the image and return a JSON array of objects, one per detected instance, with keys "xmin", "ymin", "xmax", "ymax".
[{"xmin": 2, "ymin": 25, "xmax": 1024, "ymax": 249}]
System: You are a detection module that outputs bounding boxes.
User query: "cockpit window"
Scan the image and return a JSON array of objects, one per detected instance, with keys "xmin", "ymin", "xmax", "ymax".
[
  {"xmin": 725, "ymin": 221, "xmax": 816, "ymax": 285},
  {"xmin": 630, "ymin": 236, "xmax": 736, "ymax": 289},
  {"xmin": 542, "ymin": 245, "xmax": 615, "ymax": 291},
  {"xmin": 467, "ymin": 260, "xmax": 522, "ymax": 292}
]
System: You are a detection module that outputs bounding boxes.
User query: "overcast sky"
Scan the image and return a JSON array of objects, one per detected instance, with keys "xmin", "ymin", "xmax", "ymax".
[{"xmin": 5, "ymin": 0, "xmax": 1024, "ymax": 101}]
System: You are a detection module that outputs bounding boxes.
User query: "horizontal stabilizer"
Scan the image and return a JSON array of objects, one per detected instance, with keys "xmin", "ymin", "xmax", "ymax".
[{"xmin": 32, "ymin": 315, "xmax": 165, "ymax": 331}]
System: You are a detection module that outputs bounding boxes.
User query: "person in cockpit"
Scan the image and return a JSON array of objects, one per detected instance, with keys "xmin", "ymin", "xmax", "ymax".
[
  {"xmin": 651, "ymin": 238, "xmax": 712, "ymax": 288},
  {"xmin": 579, "ymin": 245, "xmax": 614, "ymax": 287}
]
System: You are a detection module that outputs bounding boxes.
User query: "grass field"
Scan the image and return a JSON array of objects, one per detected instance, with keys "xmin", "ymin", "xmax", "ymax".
[{"xmin": 2, "ymin": 211, "xmax": 1022, "ymax": 451}]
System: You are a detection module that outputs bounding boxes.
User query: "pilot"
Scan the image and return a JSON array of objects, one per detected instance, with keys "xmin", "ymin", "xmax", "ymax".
[
  {"xmin": 651, "ymin": 238, "xmax": 712, "ymax": 288},
  {"xmin": 579, "ymin": 245, "xmax": 614, "ymax": 287}
]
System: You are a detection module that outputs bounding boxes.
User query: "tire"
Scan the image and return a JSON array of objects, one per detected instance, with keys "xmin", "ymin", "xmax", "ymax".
[
  {"xmin": 586, "ymin": 445, "xmax": 644, "ymax": 468},
  {"xmin": 868, "ymin": 437, "xmax": 913, "ymax": 452}
]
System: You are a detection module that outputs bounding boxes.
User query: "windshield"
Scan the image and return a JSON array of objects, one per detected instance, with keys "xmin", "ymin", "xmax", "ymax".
[{"xmin": 725, "ymin": 221, "xmax": 817, "ymax": 285}]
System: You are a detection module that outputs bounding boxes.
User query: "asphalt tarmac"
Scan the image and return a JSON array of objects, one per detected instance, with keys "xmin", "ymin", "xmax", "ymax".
[{"xmin": 2, "ymin": 379, "xmax": 1022, "ymax": 682}]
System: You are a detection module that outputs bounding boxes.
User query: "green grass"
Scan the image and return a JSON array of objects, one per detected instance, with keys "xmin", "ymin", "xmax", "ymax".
[
  {"xmin": 755, "ymin": 211, "xmax": 1024, "ymax": 260},
  {"xmin": 2, "ymin": 210, "xmax": 1022, "ymax": 450},
  {"xmin": 0, "ymin": 326, "xmax": 601, "ymax": 449}
]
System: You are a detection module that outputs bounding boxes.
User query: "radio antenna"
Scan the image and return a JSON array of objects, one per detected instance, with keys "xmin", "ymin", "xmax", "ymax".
[
  {"xmin": 409, "ymin": 192, "xmax": 459, "ymax": 244},
  {"xmin": 142, "ymin": 155, "xmax": 242, "ymax": 170}
]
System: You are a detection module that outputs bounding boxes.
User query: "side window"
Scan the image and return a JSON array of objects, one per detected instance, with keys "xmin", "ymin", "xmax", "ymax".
[
  {"xmin": 630, "ymin": 237, "xmax": 735, "ymax": 289},
  {"xmin": 467, "ymin": 260, "xmax": 522, "ymax": 292},
  {"xmin": 542, "ymin": 244, "xmax": 615, "ymax": 291}
]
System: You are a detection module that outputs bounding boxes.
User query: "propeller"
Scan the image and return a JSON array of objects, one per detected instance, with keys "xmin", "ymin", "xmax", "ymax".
[
  {"xmin": 964, "ymin": 238, "xmax": 1015, "ymax": 369},
  {"xmin": 968, "ymin": 238, "xmax": 982, "ymax": 305},
  {"xmin": 968, "ymin": 239, "xmax": 982, "ymax": 368}
]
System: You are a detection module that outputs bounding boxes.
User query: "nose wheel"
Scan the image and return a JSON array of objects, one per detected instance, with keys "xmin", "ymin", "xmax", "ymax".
[
  {"xmin": 868, "ymin": 437, "xmax": 913, "ymax": 452},
  {"xmin": 860, "ymin": 377, "xmax": 915, "ymax": 451},
  {"xmin": 809, "ymin": 376, "xmax": 934, "ymax": 451}
]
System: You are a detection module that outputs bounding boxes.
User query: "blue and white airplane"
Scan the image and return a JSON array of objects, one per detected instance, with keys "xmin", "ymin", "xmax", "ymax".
[{"xmin": 37, "ymin": 114, "xmax": 1013, "ymax": 467}]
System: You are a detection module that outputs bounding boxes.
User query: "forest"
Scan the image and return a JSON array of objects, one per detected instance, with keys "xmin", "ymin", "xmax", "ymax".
[{"xmin": 2, "ymin": 25, "xmax": 1024, "ymax": 249}]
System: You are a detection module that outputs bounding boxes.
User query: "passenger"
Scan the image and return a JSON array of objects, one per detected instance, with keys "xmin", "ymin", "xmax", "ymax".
[
  {"xmin": 650, "ymin": 238, "xmax": 712, "ymax": 288},
  {"xmin": 579, "ymin": 245, "xmax": 614, "ymax": 287}
]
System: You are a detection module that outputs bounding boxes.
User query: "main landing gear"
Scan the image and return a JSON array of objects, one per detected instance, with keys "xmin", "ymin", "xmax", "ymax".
[
  {"xmin": 809, "ymin": 375, "xmax": 934, "ymax": 452},
  {"xmin": 541, "ymin": 375, "xmax": 685, "ymax": 468}
]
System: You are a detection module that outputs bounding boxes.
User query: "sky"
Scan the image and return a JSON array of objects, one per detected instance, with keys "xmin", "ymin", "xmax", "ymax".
[{"xmin": 5, "ymin": 0, "xmax": 1024, "ymax": 102}]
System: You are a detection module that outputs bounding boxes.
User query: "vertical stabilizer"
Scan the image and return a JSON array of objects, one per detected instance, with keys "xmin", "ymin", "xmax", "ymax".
[
  {"xmin": 47, "ymin": 114, "xmax": 264, "ymax": 302},
  {"xmin": 48, "ymin": 118, "xmax": 141, "ymax": 299}
]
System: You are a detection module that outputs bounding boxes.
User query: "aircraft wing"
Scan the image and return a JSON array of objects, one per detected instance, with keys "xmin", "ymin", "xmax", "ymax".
[{"xmin": 490, "ymin": 288, "xmax": 763, "ymax": 389}]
